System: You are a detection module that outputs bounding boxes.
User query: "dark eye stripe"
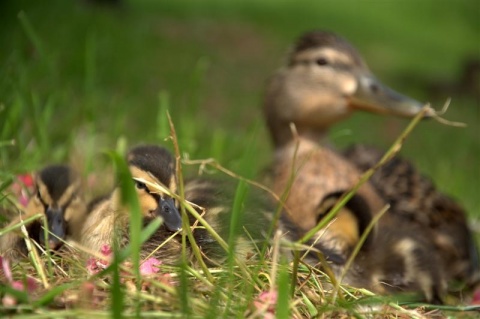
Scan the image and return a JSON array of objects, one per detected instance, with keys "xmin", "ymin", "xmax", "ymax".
[
  {"xmin": 150, "ymin": 192, "xmax": 161, "ymax": 202},
  {"xmin": 36, "ymin": 188, "xmax": 48, "ymax": 209}
]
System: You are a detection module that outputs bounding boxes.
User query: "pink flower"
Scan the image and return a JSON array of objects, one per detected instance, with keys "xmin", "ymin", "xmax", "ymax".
[
  {"xmin": 86, "ymin": 245, "xmax": 113, "ymax": 275},
  {"xmin": 18, "ymin": 174, "xmax": 34, "ymax": 188},
  {"xmin": 86, "ymin": 257, "xmax": 110, "ymax": 275},
  {"xmin": 10, "ymin": 277, "xmax": 38, "ymax": 293},
  {"xmin": 140, "ymin": 257, "xmax": 162, "ymax": 276},
  {"xmin": 1, "ymin": 256, "xmax": 13, "ymax": 282},
  {"xmin": 18, "ymin": 192, "xmax": 29, "ymax": 207},
  {"xmin": 100, "ymin": 244, "xmax": 113, "ymax": 257},
  {"xmin": 472, "ymin": 289, "xmax": 480, "ymax": 305},
  {"xmin": 253, "ymin": 290, "xmax": 278, "ymax": 316},
  {"xmin": 1, "ymin": 256, "xmax": 38, "ymax": 306},
  {"xmin": 9, "ymin": 173, "xmax": 35, "ymax": 207}
]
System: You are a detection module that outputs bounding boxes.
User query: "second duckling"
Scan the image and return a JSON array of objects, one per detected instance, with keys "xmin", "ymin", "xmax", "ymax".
[{"xmin": 80, "ymin": 144, "xmax": 270, "ymax": 265}]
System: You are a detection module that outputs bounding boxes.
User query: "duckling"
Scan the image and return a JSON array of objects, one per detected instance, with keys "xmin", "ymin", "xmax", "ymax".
[
  {"xmin": 0, "ymin": 165, "xmax": 87, "ymax": 260},
  {"xmin": 279, "ymin": 192, "xmax": 374, "ymax": 266},
  {"xmin": 281, "ymin": 192, "xmax": 446, "ymax": 303},
  {"xmin": 355, "ymin": 221, "xmax": 447, "ymax": 304},
  {"xmin": 264, "ymin": 30, "xmax": 427, "ymax": 261},
  {"xmin": 80, "ymin": 145, "xmax": 182, "ymax": 258},
  {"xmin": 344, "ymin": 144, "xmax": 480, "ymax": 288},
  {"xmin": 81, "ymin": 144, "xmax": 269, "ymax": 265}
]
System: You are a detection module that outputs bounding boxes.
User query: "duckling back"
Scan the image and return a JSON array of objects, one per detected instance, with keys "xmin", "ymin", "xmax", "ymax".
[
  {"xmin": 139, "ymin": 177, "xmax": 270, "ymax": 265},
  {"xmin": 352, "ymin": 219, "xmax": 447, "ymax": 304},
  {"xmin": 344, "ymin": 144, "xmax": 480, "ymax": 288}
]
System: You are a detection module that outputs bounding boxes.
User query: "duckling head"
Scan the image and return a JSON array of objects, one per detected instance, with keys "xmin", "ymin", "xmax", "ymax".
[
  {"xmin": 264, "ymin": 30, "xmax": 426, "ymax": 147},
  {"xmin": 28, "ymin": 165, "xmax": 83, "ymax": 249},
  {"xmin": 126, "ymin": 145, "xmax": 182, "ymax": 232}
]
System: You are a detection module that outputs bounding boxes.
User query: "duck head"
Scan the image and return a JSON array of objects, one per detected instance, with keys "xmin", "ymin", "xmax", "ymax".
[{"xmin": 264, "ymin": 30, "xmax": 427, "ymax": 147}]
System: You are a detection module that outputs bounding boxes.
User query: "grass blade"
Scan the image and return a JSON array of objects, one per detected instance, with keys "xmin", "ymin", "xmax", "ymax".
[
  {"xmin": 17, "ymin": 11, "xmax": 47, "ymax": 63},
  {"xmin": 111, "ymin": 248, "xmax": 124, "ymax": 319}
]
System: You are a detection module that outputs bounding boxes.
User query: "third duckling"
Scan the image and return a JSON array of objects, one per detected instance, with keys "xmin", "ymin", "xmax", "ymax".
[{"xmin": 0, "ymin": 165, "xmax": 87, "ymax": 260}]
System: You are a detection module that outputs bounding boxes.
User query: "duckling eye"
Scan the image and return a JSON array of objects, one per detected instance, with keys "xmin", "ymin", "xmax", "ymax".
[
  {"xmin": 135, "ymin": 181, "xmax": 147, "ymax": 190},
  {"xmin": 315, "ymin": 57, "xmax": 329, "ymax": 66}
]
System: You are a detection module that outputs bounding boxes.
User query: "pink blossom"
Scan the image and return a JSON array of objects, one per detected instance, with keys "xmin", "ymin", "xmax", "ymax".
[
  {"xmin": 2, "ymin": 295, "xmax": 17, "ymax": 307},
  {"xmin": 17, "ymin": 174, "xmax": 34, "ymax": 188},
  {"xmin": 472, "ymin": 289, "xmax": 480, "ymax": 305},
  {"xmin": 10, "ymin": 277, "xmax": 38, "ymax": 293},
  {"xmin": 9, "ymin": 173, "xmax": 35, "ymax": 207},
  {"xmin": 253, "ymin": 290, "xmax": 278, "ymax": 316},
  {"xmin": 1, "ymin": 256, "xmax": 13, "ymax": 282},
  {"xmin": 0, "ymin": 256, "xmax": 38, "ymax": 306},
  {"xmin": 18, "ymin": 192, "xmax": 30, "ymax": 207},
  {"xmin": 86, "ymin": 257, "xmax": 110, "ymax": 275},
  {"xmin": 140, "ymin": 257, "xmax": 162, "ymax": 276},
  {"xmin": 100, "ymin": 244, "xmax": 113, "ymax": 257},
  {"xmin": 86, "ymin": 245, "xmax": 113, "ymax": 275}
]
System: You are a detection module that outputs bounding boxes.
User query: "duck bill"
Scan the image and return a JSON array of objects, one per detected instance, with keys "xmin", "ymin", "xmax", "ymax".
[
  {"xmin": 158, "ymin": 197, "xmax": 182, "ymax": 232},
  {"xmin": 42, "ymin": 207, "xmax": 66, "ymax": 249},
  {"xmin": 350, "ymin": 74, "xmax": 428, "ymax": 118}
]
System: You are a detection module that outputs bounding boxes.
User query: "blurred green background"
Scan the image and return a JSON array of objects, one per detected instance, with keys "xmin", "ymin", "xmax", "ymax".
[{"xmin": 0, "ymin": 0, "xmax": 478, "ymax": 220}]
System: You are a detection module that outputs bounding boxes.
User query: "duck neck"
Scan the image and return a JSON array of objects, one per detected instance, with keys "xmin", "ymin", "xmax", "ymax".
[{"xmin": 270, "ymin": 121, "xmax": 330, "ymax": 150}]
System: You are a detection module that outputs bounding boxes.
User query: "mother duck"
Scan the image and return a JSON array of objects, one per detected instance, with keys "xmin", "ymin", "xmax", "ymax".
[{"xmin": 264, "ymin": 30, "xmax": 478, "ymax": 299}]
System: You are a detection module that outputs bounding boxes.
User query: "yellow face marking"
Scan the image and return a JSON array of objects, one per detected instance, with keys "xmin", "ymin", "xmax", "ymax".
[
  {"xmin": 34, "ymin": 178, "xmax": 80, "ymax": 208},
  {"xmin": 57, "ymin": 180, "xmax": 80, "ymax": 207},
  {"xmin": 36, "ymin": 178, "xmax": 53, "ymax": 207},
  {"xmin": 63, "ymin": 194, "xmax": 84, "ymax": 222},
  {"xmin": 129, "ymin": 165, "xmax": 175, "ymax": 219},
  {"xmin": 169, "ymin": 174, "xmax": 177, "ymax": 196},
  {"xmin": 129, "ymin": 166, "xmax": 163, "ymax": 191}
]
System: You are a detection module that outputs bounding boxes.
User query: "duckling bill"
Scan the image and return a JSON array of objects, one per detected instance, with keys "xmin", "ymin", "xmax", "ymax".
[{"xmin": 0, "ymin": 165, "xmax": 87, "ymax": 260}]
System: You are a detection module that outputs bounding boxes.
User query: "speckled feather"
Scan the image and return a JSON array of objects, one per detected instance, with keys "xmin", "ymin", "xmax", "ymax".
[{"xmin": 344, "ymin": 144, "xmax": 480, "ymax": 286}]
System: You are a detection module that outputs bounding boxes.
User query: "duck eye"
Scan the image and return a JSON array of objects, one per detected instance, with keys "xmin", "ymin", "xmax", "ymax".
[
  {"xmin": 135, "ymin": 181, "xmax": 147, "ymax": 190},
  {"xmin": 315, "ymin": 57, "xmax": 328, "ymax": 66}
]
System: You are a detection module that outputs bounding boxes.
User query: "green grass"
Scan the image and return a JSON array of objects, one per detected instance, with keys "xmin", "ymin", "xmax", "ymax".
[{"xmin": 0, "ymin": 0, "xmax": 479, "ymax": 317}]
